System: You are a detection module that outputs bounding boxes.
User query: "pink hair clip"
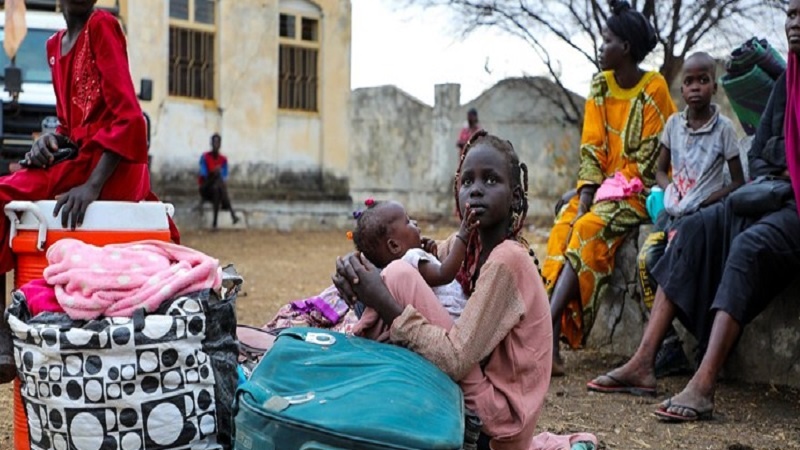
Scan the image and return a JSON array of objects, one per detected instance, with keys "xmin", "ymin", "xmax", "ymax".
[{"xmin": 364, "ymin": 198, "xmax": 375, "ymax": 207}]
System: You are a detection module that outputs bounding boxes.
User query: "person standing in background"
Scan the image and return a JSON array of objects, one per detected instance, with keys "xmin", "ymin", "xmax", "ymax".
[{"xmin": 457, "ymin": 108, "xmax": 481, "ymax": 151}]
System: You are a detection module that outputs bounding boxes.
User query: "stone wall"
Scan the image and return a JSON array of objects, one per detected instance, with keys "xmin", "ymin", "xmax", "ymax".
[
  {"xmin": 350, "ymin": 78, "xmax": 583, "ymax": 219},
  {"xmin": 586, "ymin": 225, "xmax": 800, "ymax": 388}
]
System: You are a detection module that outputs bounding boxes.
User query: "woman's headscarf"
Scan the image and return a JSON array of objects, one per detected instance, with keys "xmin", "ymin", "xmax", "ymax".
[
  {"xmin": 606, "ymin": 0, "xmax": 657, "ymax": 63},
  {"xmin": 784, "ymin": 52, "xmax": 800, "ymax": 214}
]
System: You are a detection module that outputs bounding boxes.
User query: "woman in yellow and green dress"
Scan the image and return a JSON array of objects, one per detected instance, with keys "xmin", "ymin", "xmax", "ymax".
[{"xmin": 543, "ymin": 0, "xmax": 676, "ymax": 376}]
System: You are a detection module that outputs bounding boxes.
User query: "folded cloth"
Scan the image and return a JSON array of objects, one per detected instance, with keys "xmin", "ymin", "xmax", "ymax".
[
  {"xmin": 262, "ymin": 285, "xmax": 359, "ymax": 335},
  {"xmin": 721, "ymin": 65, "xmax": 777, "ymax": 136},
  {"xmin": 44, "ymin": 239, "xmax": 222, "ymax": 320},
  {"xmin": 594, "ymin": 172, "xmax": 644, "ymax": 203},
  {"xmin": 530, "ymin": 432, "xmax": 598, "ymax": 450},
  {"xmin": 19, "ymin": 278, "xmax": 62, "ymax": 316},
  {"xmin": 726, "ymin": 37, "xmax": 786, "ymax": 80}
]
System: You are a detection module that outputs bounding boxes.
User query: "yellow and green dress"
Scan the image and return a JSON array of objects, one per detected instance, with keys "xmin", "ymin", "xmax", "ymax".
[{"xmin": 543, "ymin": 70, "xmax": 677, "ymax": 349}]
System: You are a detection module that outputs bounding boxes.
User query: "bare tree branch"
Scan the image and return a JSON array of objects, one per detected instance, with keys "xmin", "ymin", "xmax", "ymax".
[{"xmin": 408, "ymin": 0, "xmax": 789, "ymax": 128}]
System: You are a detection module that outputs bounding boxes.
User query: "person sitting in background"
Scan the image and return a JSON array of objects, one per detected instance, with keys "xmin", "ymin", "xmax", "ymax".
[
  {"xmin": 636, "ymin": 52, "xmax": 745, "ymax": 378},
  {"xmin": 543, "ymin": 0, "xmax": 676, "ymax": 376},
  {"xmin": 199, "ymin": 133, "xmax": 240, "ymax": 229},
  {"xmin": 588, "ymin": 2, "xmax": 800, "ymax": 421}
]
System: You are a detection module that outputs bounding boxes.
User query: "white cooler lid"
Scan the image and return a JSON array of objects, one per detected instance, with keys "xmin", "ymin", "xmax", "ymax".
[{"xmin": 6, "ymin": 200, "xmax": 174, "ymax": 231}]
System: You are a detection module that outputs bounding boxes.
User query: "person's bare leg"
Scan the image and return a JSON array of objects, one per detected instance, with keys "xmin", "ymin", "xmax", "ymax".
[
  {"xmin": 661, "ymin": 310, "xmax": 741, "ymax": 418},
  {"xmin": 549, "ymin": 262, "xmax": 579, "ymax": 376},
  {"xmin": 212, "ymin": 183, "xmax": 221, "ymax": 230},
  {"xmin": 0, "ymin": 275, "xmax": 16, "ymax": 384},
  {"xmin": 590, "ymin": 286, "xmax": 677, "ymax": 390}
]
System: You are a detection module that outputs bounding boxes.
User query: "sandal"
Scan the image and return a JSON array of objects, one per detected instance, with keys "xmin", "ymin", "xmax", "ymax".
[
  {"xmin": 586, "ymin": 373, "xmax": 657, "ymax": 397},
  {"xmin": 654, "ymin": 398, "xmax": 714, "ymax": 422}
]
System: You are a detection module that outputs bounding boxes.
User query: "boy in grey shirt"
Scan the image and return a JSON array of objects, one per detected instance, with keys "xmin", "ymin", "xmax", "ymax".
[{"xmin": 639, "ymin": 52, "xmax": 745, "ymax": 376}]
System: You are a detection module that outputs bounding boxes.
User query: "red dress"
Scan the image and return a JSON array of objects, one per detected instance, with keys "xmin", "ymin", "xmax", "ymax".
[{"xmin": 0, "ymin": 10, "xmax": 179, "ymax": 272}]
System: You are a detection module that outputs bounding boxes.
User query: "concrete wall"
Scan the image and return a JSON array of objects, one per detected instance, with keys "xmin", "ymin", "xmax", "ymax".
[
  {"xmin": 124, "ymin": 0, "xmax": 351, "ymax": 202},
  {"xmin": 350, "ymin": 78, "xmax": 583, "ymax": 219}
]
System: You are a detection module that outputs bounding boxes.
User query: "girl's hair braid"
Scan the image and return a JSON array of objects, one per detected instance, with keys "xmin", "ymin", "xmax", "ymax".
[{"xmin": 453, "ymin": 130, "xmax": 541, "ymax": 295}]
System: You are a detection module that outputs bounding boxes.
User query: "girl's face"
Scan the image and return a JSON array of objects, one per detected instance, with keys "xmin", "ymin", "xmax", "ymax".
[
  {"xmin": 786, "ymin": 0, "xmax": 800, "ymax": 56},
  {"xmin": 598, "ymin": 28, "xmax": 628, "ymax": 71},
  {"xmin": 458, "ymin": 145, "xmax": 518, "ymax": 232}
]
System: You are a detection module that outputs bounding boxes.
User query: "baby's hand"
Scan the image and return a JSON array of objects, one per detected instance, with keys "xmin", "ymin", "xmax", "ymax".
[
  {"xmin": 458, "ymin": 204, "xmax": 480, "ymax": 239},
  {"xmin": 421, "ymin": 237, "xmax": 438, "ymax": 255}
]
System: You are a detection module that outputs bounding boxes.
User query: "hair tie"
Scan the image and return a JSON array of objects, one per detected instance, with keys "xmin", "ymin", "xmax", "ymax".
[
  {"xmin": 365, "ymin": 198, "xmax": 375, "ymax": 207},
  {"xmin": 353, "ymin": 210, "xmax": 363, "ymax": 220},
  {"xmin": 346, "ymin": 231, "xmax": 354, "ymax": 240}
]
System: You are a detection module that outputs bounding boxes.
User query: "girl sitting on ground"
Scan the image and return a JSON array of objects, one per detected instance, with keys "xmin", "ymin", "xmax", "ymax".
[
  {"xmin": 349, "ymin": 199, "xmax": 478, "ymax": 338},
  {"xmin": 333, "ymin": 131, "xmax": 552, "ymax": 450}
]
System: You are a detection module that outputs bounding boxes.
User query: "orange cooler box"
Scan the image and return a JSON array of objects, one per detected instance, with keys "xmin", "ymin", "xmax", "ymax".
[{"xmin": 4, "ymin": 200, "xmax": 174, "ymax": 450}]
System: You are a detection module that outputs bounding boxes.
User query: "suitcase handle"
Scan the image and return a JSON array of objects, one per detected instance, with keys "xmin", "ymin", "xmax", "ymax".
[{"xmin": 300, "ymin": 443, "xmax": 347, "ymax": 450}]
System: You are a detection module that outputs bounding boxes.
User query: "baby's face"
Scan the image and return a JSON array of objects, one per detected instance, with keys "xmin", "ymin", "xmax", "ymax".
[{"xmin": 382, "ymin": 202, "xmax": 422, "ymax": 254}]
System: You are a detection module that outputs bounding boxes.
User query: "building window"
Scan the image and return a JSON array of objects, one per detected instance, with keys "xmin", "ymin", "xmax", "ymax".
[
  {"xmin": 279, "ymin": 13, "xmax": 319, "ymax": 112},
  {"xmin": 169, "ymin": 0, "xmax": 215, "ymax": 101}
]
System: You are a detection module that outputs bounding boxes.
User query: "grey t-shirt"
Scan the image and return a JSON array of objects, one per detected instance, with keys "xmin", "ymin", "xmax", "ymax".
[{"xmin": 661, "ymin": 105, "xmax": 740, "ymax": 217}]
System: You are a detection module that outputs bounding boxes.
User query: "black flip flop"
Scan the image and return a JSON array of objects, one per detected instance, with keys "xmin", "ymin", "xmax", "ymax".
[
  {"xmin": 586, "ymin": 373, "xmax": 657, "ymax": 397},
  {"xmin": 654, "ymin": 398, "xmax": 714, "ymax": 422}
]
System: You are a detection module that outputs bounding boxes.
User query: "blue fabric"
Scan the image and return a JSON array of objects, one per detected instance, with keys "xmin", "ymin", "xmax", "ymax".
[
  {"xmin": 199, "ymin": 155, "xmax": 209, "ymax": 177},
  {"xmin": 234, "ymin": 328, "xmax": 464, "ymax": 449},
  {"xmin": 572, "ymin": 443, "xmax": 596, "ymax": 450},
  {"xmin": 647, "ymin": 188, "xmax": 665, "ymax": 223},
  {"xmin": 354, "ymin": 301, "xmax": 366, "ymax": 318},
  {"xmin": 237, "ymin": 365, "xmax": 247, "ymax": 386}
]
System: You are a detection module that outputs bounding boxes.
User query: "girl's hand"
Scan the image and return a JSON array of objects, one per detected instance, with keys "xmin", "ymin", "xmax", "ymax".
[
  {"xmin": 421, "ymin": 237, "xmax": 438, "ymax": 255},
  {"xmin": 54, "ymin": 182, "xmax": 102, "ymax": 230},
  {"xmin": 332, "ymin": 253, "xmax": 360, "ymax": 306},
  {"xmin": 333, "ymin": 253, "xmax": 391, "ymax": 310},
  {"xmin": 458, "ymin": 204, "xmax": 480, "ymax": 240}
]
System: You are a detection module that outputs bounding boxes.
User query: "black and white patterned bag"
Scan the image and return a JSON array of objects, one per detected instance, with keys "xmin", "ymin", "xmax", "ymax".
[{"xmin": 7, "ymin": 277, "xmax": 240, "ymax": 450}]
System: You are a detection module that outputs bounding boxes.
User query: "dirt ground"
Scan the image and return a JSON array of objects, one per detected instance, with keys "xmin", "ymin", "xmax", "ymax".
[{"xmin": 0, "ymin": 229, "xmax": 798, "ymax": 449}]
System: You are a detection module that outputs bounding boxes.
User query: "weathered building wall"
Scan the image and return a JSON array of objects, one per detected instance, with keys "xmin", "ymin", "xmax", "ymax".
[
  {"xmin": 349, "ymin": 86, "xmax": 434, "ymax": 214},
  {"xmin": 124, "ymin": 0, "xmax": 352, "ymax": 202},
  {"xmin": 350, "ymin": 78, "xmax": 583, "ymax": 219}
]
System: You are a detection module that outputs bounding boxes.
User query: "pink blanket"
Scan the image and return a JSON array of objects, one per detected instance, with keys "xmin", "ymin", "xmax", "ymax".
[
  {"xmin": 594, "ymin": 172, "xmax": 644, "ymax": 203},
  {"xmin": 44, "ymin": 239, "xmax": 222, "ymax": 320},
  {"xmin": 531, "ymin": 432, "xmax": 597, "ymax": 450}
]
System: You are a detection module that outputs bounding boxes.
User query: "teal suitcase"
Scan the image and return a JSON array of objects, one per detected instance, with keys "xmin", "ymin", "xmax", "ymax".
[{"xmin": 233, "ymin": 328, "xmax": 465, "ymax": 450}]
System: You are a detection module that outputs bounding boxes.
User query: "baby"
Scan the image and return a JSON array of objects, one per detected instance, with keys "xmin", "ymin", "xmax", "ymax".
[{"xmin": 350, "ymin": 199, "xmax": 477, "ymax": 338}]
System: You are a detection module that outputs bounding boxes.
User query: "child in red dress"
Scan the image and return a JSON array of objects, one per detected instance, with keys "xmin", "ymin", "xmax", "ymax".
[{"xmin": 0, "ymin": 0, "xmax": 179, "ymax": 383}]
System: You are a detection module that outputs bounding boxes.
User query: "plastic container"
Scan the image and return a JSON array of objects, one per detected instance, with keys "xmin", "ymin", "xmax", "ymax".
[{"xmin": 5, "ymin": 200, "xmax": 174, "ymax": 450}]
